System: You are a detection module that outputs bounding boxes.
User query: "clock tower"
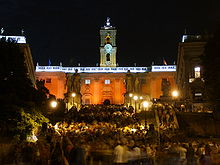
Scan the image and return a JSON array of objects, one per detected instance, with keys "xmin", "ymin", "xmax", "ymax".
[{"xmin": 100, "ymin": 17, "xmax": 117, "ymax": 67}]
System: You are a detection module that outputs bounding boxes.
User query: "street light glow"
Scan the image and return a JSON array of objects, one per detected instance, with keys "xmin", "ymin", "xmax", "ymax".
[
  {"xmin": 71, "ymin": 92, "xmax": 76, "ymax": 97},
  {"xmin": 129, "ymin": 93, "xmax": 133, "ymax": 97},
  {"xmin": 140, "ymin": 96, "xmax": 143, "ymax": 100},
  {"xmin": 133, "ymin": 95, "xmax": 138, "ymax": 100},
  {"xmin": 50, "ymin": 100, "xmax": 58, "ymax": 108},
  {"xmin": 143, "ymin": 101, "xmax": 149, "ymax": 108},
  {"xmin": 172, "ymin": 90, "xmax": 179, "ymax": 97}
]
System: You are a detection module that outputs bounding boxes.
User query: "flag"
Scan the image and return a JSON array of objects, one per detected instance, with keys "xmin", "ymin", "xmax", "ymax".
[
  {"xmin": 48, "ymin": 59, "xmax": 51, "ymax": 66},
  {"xmin": 163, "ymin": 58, "xmax": 167, "ymax": 65}
]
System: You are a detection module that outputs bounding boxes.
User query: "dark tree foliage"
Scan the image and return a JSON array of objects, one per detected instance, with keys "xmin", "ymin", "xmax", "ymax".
[
  {"xmin": 202, "ymin": 23, "xmax": 220, "ymax": 111},
  {"xmin": 35, "ymin": 79, "xmax": 49, "ymax": 110},
  {"xmin": 0, "ymin": 38, "xmax": 48, "ymax": 140},
  {"xmin": 0, "ymin": 38, "xmax": 35, "ymax": 106}
]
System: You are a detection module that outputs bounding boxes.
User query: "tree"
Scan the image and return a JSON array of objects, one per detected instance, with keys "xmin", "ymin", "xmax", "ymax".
[
  {"xmin": 0, "ymin": 38, "xmax": 35, "ymax": 105},
  {"xmin": 0, "ymin": 38, "xmax": 49, "ymax": 141},
  {"xmin": 202, "ymin": 23, "xmax": 220, "ymax": 111}
]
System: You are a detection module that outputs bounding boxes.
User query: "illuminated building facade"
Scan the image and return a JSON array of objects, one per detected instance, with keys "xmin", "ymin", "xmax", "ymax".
[{"xmin": 35, "ymin": 18, "xmax": 177, "ymax": 108}]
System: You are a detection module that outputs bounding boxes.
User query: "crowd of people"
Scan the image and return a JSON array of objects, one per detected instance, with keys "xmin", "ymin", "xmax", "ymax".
[
  {"xmin": 1, "ymin": 104, "xmax": 220, "ymax": 165},
  {"xmin": 153, "ymin": 104, "xmax": 178, "ymax": 131},
  {"xmin": 64, "ymin": 105, "xmax": 140, "ymax": 127}
]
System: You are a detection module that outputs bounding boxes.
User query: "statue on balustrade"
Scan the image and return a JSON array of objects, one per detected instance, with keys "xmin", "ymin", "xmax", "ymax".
[
  {"xmin": 125, "ymin": 70, "xmax": 133, "ymax": 92},
  {"xmin": 161, "ymin": 78, "xmax": 171, "ymax": 97},
  {"xmin": 72, "ymin": 69, "xmax": 81, "ymax": 93},
  {"xmin": 66, "ymin": 74, "xmax": 73, "ymax": 93},
  {"xmin": 134, "ymin": 77, "xmax": 140, "ymax": 93}
]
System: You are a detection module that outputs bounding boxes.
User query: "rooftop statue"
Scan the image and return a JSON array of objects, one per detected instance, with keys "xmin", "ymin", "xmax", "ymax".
[
  {"xmin": 161, "ymin": 78, "xmax": 171, "ymax": 97},
  {"xmin": 104, "ymin": 17, "xmax": 112, "ymax": 28},
  {"xmin": 1, "ymin": 28, "xmax": 4, "ymax": 34},
  {"xmin": 125, "ymin": 70, "xmax": 133, "ymax": 92},
  {"xmin": 72, "ymin": 69, "xmax": 81, "ymax": 93},
  {"xmin": 106, "ymin": 17, "xmax": 110, "ymax": 26}
]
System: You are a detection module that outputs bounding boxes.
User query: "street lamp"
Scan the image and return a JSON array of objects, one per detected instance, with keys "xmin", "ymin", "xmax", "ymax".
[
  {"xmin": 50, "ymin": 100, "xmax": 58, "ymax": 108},
  {"xmin": 139, "ymin": 96, "xmax": 143, "ymax": 110},
  {"xmin": 129, "ymin": 93, "xmax": 133, "ymax": 107},
  {"xmin": 143, "ymin": 101, "xmax": 149, "ymax": 129},
  {"xmin": 172, "ymin": 90, "xmax": 179, "ymax": 108},
  {"xmin": 172, "ymin": 90, "xmax": 179, "ymax": 98},
  {"xmin": 71, "ymin": 92, "xmax": 76, "ymax": 97},
  {"xmin": 133, "ymin": 95, "xmax": 138, "ymax": 113},
  {"xmin": 71, "ymin": 92, "xmax": 76, "ymax": 108}
]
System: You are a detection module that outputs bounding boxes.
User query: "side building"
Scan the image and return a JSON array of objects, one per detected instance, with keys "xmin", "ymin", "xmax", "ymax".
[
  {"xmin": 176, "ymin": 34, "xmax": 209, "ymax": 110},
  {"xmin": 0, "ymin": 34, "xmax": 36, "ymax": 86}
]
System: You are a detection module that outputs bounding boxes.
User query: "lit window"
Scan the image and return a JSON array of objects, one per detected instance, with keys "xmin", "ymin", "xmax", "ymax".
[
  {"xmin": 189, "ymin": 78, "xmax": 195, "ymax": 83},
  {"xmin": 46, "ymin": 78, "xmax": 51, "ymax": 83},
  {"xmin": 194, "ymin": 67, "xmax": 201, "ymax": 78},
  {"xmin": 85, "ymin": 79, "xmax": 90, "ymax": 84},
  {"xmin": 105, "ymin": 79, "xmax": 110, "ymax": 84},
  {"xmin": 195, "ymin": 93, "xmax": 202, "ymax": 96}
]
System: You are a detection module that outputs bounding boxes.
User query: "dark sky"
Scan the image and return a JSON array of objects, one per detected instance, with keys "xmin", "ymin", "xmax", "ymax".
[{"xmin": 1, "ymin": 0, "xmax": 220, "ymax": 67}]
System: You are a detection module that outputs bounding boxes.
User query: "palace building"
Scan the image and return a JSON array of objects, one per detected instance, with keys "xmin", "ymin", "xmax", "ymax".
[{"xmin": 35, "ymin": 18, "xmax": 177, "ymax": 110}]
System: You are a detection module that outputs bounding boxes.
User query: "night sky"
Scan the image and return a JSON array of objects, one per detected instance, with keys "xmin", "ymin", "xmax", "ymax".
[{"xmin": 1, "ymin": 0, "xmax": 220, "ymax": 67}]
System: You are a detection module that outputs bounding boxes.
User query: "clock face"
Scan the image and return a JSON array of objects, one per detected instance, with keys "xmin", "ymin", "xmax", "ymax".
[
  {"xmin": 104, "ymin": 44, "xmax": 112, "ymax": 53},
  {"xmin": 105, "ymin": 61, "xmax": 111, "ymax": 65}
]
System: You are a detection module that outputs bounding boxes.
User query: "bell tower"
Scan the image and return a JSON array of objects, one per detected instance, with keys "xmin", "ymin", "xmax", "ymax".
[{"xmin": 100, "ymin": 17, "xmax": 117, "ymax": 67}]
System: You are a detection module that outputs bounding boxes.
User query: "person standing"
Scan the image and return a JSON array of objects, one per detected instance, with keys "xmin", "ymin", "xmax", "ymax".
[
  {"xmin": 50, "ymin": 142, "xmax": 64, "ymax": 165},
  {"xmin": 113, "ymin": 138, "xmax": 129, "ymax": 165},
  {"xmin": 186, "ymin": 143, "xmax": 196, "ymax": 165},
  {"xmin": 69, "ymin": 141, "xmax": 87, "ymax": 165}
]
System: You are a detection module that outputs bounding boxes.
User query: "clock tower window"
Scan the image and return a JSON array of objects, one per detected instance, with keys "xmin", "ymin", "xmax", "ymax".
[
  {"xmin": 105, "ymin": 33, "xmax": 111, "ymax": 44},
  {"xmin": 106, "ymin": 54, "xmax": 110, "ymax": 61}
]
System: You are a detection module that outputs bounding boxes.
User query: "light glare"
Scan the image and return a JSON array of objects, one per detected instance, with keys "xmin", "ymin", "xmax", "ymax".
[
  {"xmin": 51, "ymin": 101, "xmax": 57, "ymax": 108},
  {"xmin": 172, "ymin": 90, "xmax": 179, "ymax": 97},
  {"xmin": 143, "ymin": 101, "xmax": 149, "ymax": 108},
  {"xmin": 133, "ymin": 96, "xmax": 138, "ymax": 100},
  {"xmin": 71, "ymin": 93, "xmax": 76, "ymax": 97}
]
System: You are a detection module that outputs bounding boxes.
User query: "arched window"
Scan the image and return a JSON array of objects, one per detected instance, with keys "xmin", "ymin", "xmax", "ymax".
[
  {"xmin": 105, "ymin": 33, "xmax": 111, "ymax": 44},
  {"xmin": 106, "ymin": 53, "xmax": 110, "ymax": 61}
]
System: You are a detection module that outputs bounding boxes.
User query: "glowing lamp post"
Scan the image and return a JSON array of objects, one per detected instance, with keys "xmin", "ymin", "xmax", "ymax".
[
  {"xmin": 71, "ymin": 92, "xmax": 76, "ymax": 97},
  {"xmin": 129, "ymin": 93, "xmax": 133, "ymax": 107},
  {"xmin": 172, "ymin": 90, "xmax": 179, "ymax": 98},
  {"xmin": 133, "ymin": 95, "xmax": 138, "ymax": 113},
  {"xmin": 133, "ymin": 95, "xmax": 138, "ymax": 100},
  {"xmin": 172, "ymin": 90, "xmax": 179, "ymax": 107},
  {"xmin": 143, "ymin": 101, "xmax": 149, "ymax": 109},
  {"xmin": 50, "ymin": 100, "xmax": 58, "ymax": 108},
  {"xmin": 129, "ymin": 93, "xmax": 133, "ymax": 97},
  {"xmin": 143, "ymin": 101, "xmax": 149, "ymax": 129},
  {"xmin": 71, "ymin": 92, "xmax": 76, "ymax": 107},
  {"xmin": 139, "ymin": 96, "xmax": 143, "ymax": 110}
]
